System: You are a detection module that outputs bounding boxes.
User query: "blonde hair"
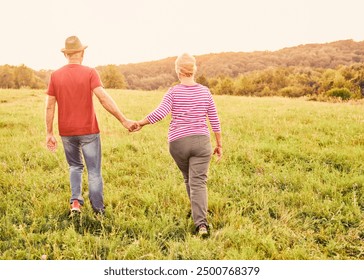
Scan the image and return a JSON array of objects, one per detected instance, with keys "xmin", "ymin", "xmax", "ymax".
[{"xmin": 175, "ymin": 53, "xmax": 197, "ymax": 78}]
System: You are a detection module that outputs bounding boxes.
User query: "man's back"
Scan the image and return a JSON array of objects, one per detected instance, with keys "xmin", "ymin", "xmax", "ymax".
[{"xmin": 47, "ymin": 64, "xmax": 102, "ymax": 136}]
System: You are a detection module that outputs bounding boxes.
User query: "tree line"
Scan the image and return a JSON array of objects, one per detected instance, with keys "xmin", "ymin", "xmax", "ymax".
[
  {"xmin": 105, "ymin": 39, "xmax": 364, "ymax": 93},
  {"xmin": 2, "ymin": 40, "xmax": 364, "ymax": 100},
  {"xmin": 0, "ymin": 65, "xmax": 48, "ymax": 89},
  {"xmin": 199, "ymin": 64, "xmax": 364, "ymax": 100}
]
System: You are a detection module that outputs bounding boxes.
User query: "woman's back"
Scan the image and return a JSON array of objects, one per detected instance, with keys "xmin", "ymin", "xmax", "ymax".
[{"xmin": 147, "ymin": 83, "xmax": 220, "ymax": 142}]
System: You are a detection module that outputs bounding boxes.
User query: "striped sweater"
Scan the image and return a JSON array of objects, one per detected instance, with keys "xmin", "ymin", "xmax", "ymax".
[{"xmin": 147, "ymin": 83, "xmax": 221, "ymax": 142}]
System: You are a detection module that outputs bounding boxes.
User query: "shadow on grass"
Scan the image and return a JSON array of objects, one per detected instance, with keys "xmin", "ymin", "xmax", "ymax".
[{"xmin": 66, "ymin": 212, "xmax": 112, "ymax": 236}]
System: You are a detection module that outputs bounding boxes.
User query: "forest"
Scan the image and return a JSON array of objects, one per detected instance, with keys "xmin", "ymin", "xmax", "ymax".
[{"xmin": 1, "ymin": 40, "xmax": 364, "ymax": 100}]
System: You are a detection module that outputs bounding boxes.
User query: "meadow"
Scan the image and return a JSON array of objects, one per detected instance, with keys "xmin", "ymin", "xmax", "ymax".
[{"xmin": 0, "ymin": 89, "xmax": 364, "ymax": 260}]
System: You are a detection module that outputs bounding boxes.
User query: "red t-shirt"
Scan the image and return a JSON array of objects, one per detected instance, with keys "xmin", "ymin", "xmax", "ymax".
[{"xmin": 47, "ymin": 64, "xmax": 103, "ymax": 136}]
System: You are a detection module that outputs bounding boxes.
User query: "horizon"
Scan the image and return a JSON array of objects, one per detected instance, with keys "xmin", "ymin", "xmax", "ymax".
[
  {"xmin": 3, "ymin": 38, "xmax": 362, "ymax": 72},
  {"xmin": 1, "ymin": 0, "xmax": 364, "ymax": 71}
]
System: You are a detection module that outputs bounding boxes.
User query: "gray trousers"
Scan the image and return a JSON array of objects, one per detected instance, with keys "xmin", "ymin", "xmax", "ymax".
[{"xmin": 169, "ymin": 135, "xmax": 212, "ymax": 228}]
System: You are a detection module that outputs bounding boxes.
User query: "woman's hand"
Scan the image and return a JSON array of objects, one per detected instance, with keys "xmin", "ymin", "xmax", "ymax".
[
  {"xmin": 213, "ymin": 145, "xmax": 222, "ymax": 162},
  {"xmin": 213, "ymin": 132, "xmax": 222, "ymax": 162}
]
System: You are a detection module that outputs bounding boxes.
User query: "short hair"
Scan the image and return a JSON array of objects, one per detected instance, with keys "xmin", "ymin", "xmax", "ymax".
[
  {"xmin": 65, "ymin": 50, "xmax": 84, "ymax": 59},
  {"xmin": 175, "ymin": 53, "xmax": 197, "ymax": 78}
]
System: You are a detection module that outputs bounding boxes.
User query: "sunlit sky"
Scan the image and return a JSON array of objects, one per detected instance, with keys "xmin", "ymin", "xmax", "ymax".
[{"xmin": 1, "ymin": 0, "xmax": 364, "ymax": 70}]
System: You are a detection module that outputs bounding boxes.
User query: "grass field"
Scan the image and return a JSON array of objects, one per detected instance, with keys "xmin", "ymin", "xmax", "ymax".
[{"xmin": 0, "ymin": 89, "xmax": 364, "ymax": 260}]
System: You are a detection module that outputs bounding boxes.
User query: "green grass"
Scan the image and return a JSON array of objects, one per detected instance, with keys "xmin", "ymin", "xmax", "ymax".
[{"xmin": 1, "ymin": 89, "xmax": 364, "ymax": 260}]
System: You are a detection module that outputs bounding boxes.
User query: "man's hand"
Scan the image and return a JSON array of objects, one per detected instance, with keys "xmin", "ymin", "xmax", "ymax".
[
  {"xmin": 46, "ymin": 134, "xmax": 57, "ymax": 152},
  {"xmin": 45, "ymin": 95, "xmax": 57, "ymax": 152}
]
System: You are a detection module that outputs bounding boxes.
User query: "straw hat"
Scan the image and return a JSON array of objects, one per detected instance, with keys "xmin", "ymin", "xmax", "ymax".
[{"xmin": 61, "ymin": 36, "xmax": 88, "ymax": 54}]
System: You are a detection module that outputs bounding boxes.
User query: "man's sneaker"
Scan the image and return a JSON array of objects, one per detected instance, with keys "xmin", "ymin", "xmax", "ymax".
[
  {"xmin": 197, "ymin": 224, "xmax": 209, "ymax": 237},
  {"xmin": 71, "ymin": 200, "xmax": 81, "ymax": 213}
]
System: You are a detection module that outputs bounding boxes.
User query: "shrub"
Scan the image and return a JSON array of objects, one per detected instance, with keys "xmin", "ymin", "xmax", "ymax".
[
  {"xmin": 278, "ymin": 86, "xmax": 306, "ymax": 98},
  {"xmin": 211, "ymin": 77, "xmax": 235, "ymax": 95},
  {"xmin": 100, "ymin": 65, "xmax": 126, "ymax": 89},
  {"xmin": 325, "ymin": 88, "xmax": 352, "ymax": 100}
]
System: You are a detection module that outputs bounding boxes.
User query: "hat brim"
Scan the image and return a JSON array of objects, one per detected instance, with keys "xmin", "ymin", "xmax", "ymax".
[{"xmin": 61, "ymin": 45, "xmax": 88, "ymax": 54}]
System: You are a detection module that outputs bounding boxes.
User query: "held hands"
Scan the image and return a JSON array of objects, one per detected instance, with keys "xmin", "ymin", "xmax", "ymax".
[
  {"xmin": 130, "ymin": 120, "xmax": 143, "ymax": 132},
  {"xmin": 122, "ymin": 119, "xmax": 145, "ymax": 132},
  {"xmin": 122, "ymin": 119, "xmax": 140, "ymax": 132},
  {"xmin": 124, "ymin": 119, "xmax": 148, "ymax": 132}
]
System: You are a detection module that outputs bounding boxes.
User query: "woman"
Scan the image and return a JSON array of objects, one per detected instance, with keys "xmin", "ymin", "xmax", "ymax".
[{"xmin": 136, "ymin": 53, "xmax": 222, "ymax": 237}]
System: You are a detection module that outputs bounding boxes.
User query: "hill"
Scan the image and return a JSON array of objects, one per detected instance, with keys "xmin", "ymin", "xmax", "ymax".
[
  {"xmin": 96, "ymin": 39, "xmax": 364, "ymax": 90},
  {"xmin": 2, "ymin": 39, "xmax": 364, "ymax": 92}
]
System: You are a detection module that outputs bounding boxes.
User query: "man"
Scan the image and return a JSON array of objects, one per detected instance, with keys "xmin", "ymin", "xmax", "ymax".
[{"xmin": 45, "ymin": 35, "xmax": 136, "ymax": 215}]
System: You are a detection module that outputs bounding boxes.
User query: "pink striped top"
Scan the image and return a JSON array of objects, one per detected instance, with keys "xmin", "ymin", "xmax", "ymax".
[{"xmin": 147, "ymin": 83, "xmax": 221, "ymax": 142}]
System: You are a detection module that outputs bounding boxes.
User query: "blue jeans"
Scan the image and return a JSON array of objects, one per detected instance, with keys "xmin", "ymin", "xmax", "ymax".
[{"xmin": 61, "ymin": 133, "xmax": 104, "ymax": 213}]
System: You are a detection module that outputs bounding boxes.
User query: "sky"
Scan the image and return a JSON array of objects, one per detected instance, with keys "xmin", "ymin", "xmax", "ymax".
[{"xmin": 1, "ymin": 0, "xmax": 364, "ymax": 70}]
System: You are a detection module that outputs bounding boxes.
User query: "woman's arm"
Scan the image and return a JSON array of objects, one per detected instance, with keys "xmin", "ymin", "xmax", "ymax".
[
  {"xmin": 213, "ymin": 131, "xmax": 222, "ymax": 161},
  {"xmin": 146, "ymin": 89, "xmax": 173, "ymax": 124},
  {"xmin": 137, "ymin": 118, "xmax": 151, "ymax": 128},
  {"xmin": 134, "ymin": 89, "xmax": 173, "ymax": 132},
  {"xmin": 207, "ymin": 91, "xmax": 222, "ymax": 161}
]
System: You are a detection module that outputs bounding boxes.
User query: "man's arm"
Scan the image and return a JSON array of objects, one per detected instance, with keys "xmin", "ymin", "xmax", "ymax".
[
  {"xmin": 45, "ymin": 95, "xmax": 57, "ymax": 152},
  {"xmin": 93, "ymin": 86, "xmax": 137, "ymax": 131}
]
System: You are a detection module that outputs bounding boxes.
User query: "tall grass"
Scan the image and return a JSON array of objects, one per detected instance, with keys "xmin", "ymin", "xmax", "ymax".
[{"xmin": 0, "ymin": 89, "xmax": 364, "ymax": 260}]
